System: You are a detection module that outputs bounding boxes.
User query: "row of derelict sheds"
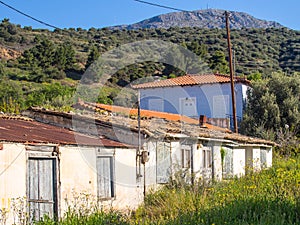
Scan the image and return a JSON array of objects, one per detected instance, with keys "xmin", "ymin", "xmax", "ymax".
[{"xmin": 0, "ymin": 104, "xmax": 274, "ymax": 224}]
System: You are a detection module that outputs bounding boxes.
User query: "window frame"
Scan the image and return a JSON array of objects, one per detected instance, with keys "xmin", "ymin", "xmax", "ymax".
[
  {"xmin": 202, "ymin": 147, "xmax": 212, "ymax": 169},
  {"xmin": 181, "ymin": 146, "xmax": 191, "ymax": 169}
]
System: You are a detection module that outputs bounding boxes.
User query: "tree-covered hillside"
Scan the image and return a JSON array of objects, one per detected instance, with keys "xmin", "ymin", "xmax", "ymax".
[{"xmin": 0, "ymin": 18, "xmax": 299, "ymax": 133}]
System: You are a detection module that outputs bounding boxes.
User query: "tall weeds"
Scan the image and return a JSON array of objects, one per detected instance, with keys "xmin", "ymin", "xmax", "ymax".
[{"xmin": 132, "ymin": 155, "xmax": 300, "ymax": 224}]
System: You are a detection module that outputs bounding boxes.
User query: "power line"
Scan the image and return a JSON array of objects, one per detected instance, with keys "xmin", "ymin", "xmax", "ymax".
[
  {"xmin": 133, "ymin": 0, "xmax": 189, "ymax": 12},
  {"xmin": 133, "ymin": 0, "xmax": 225, "ymax": 27},
  {"xmin": 0, "ymin": 0, "xmax": 60, "ymax": 30}
]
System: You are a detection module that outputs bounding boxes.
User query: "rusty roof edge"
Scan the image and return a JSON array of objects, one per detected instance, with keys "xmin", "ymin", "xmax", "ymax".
[{"xmin": 23, "ymin": 107, "xmax": 152, "ymax": 137}]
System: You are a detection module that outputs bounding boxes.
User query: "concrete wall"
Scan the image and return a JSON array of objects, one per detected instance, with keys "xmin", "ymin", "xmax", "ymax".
[
  {"xmin": 211, "ymin": 144, "xmax": 222, "ymax": 181},
  {"xmin": 232, "ymin": 148, "xmax": 246, "ymax": 177},
  {"xmin": 59, "ymin": 145, "xmax": 144, "ymax": 212},
  {"xmin": 265, "ymin": 148, "xmax": 273, "ymax": 168},
  {"xmin": 0, "ymin": 143, "xmax": 27, "ymax": 225}
]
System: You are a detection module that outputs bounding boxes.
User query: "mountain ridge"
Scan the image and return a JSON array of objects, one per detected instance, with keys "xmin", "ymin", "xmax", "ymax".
[{"xmin": 110, "ymin": 9, "xmax": 284, "ymax": 30}]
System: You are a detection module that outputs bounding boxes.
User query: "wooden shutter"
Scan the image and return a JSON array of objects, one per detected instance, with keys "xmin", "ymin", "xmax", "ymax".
[
  {"xmin": 97, "ymin": 156, "xmax": 115, "ymax": 199},
  {"xmin": 156, "ymin": 142, "xmax": 171, "ymax": 183}
]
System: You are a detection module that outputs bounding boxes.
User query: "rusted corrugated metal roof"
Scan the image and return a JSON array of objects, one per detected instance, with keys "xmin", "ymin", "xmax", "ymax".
[
  {"xmin": 131, "ymin": 73, "xmax": 250, "ymax": 89},
  {"xmin": 0, "ymin": 116, "xmax": 129, "ymax": 147}
]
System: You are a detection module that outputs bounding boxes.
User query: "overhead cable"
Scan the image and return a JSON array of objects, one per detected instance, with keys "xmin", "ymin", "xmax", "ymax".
[
  {"xmin": 0, "ymin": 0, "xmax": 60, "ymax": 30},
  {"xmin": 133, "ymin": 0, "xmax": 189, "ymax": 12}
]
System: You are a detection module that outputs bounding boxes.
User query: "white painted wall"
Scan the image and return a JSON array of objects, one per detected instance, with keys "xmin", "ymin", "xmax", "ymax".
[
  {"xmin": 193, "ymin": 143, "xmax": 202, "ymax": 180},
  {"xmin": 232, "ymin": 148, "xmax": 246, "ymax": 177},
  {"xmin": 265, "ymin": 148, "xmax": 273, "ymax": 168},
  {"xmin": 212, "ymin": 144, "xmax": 222, "ymax": 181},
  {"xmin": 253, "ymin": 148, "xmax": 261, "ymax": 171},
  {"xmin": 59, "ymin": 146, "xmax": 98, "ymax": 213},
  {"xmin": 59, "ymin": 146, "xmax": 144, "ymax": 211},
  {"xmin": 0, "ymin": 143, "xmax": 27, "ymax": 225},
  {"xmin": 114, "ymin": 147, "xmax": 144, "ymax": 209}
]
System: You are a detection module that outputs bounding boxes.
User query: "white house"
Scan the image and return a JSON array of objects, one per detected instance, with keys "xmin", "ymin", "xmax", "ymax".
[
  {"xmin": 131, "ymin": 73, "xmax": 250, "ymax": 128},
  {"xmin": 0, "ymin": 116, "xmax": 143, "ymax": 224},
  {"xmin": 0, "ymin": 104, "xmax": 273, "ymax": 223}
]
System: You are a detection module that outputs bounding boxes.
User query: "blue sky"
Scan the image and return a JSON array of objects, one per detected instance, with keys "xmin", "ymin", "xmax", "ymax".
[{"xmin": 0, "ymin": 0, "xmax": 299, "ymax": 30}]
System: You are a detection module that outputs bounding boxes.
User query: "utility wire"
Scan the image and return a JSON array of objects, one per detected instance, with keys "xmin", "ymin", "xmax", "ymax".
[
  {"xmin": 133, "ymin": 0, "xmax": 225, "ymax": 27},
  {"xmin": 0, "ymin": 0, "xmax": 60, "ymax": 30},
  {"xmin": 134, "ymin": 0, "xmax": 189, "ymax": 12}
]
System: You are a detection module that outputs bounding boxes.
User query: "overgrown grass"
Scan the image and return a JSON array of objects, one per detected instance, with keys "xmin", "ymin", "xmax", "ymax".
[
  {"xmin": 35, "ymin": 209, "xmax": 129, "ymax": 225},
  {"xmin": 36, "ymin": 155, "xmax": 300, "ymax": 225},
  {"xmin": 133, "ymin": 155, "xmax": 300, "ymax": 224}
]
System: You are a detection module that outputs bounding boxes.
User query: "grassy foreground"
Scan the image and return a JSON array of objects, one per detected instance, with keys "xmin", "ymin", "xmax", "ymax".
[{"xmin": 37, "ymin": 155, "xmax": 300, "ymax": 225}]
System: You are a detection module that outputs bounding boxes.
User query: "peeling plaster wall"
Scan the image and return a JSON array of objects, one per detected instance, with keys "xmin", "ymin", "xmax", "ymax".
[
  {"xmin": 113, "ymin": 147, "xmax": 144, "ymax": 209},
  {"xmin": 232, "ymin": 148, "xmax": 246, "ymax": 177},
  {"xmin": 59, "ymin": 146, "xmax": 98, "ymax": 214},
  {"xmin": 212, "ymin": 144, "xmax": 222, "ymax": 181},
  {"xmin": 265, "ymin": 148, "xmax": 273, "ymax": 168},
  {"xmin": 193, "ymin": 143, "xmax": 202, "ymax": 180},
  {"xmin": 0, "ymin": 143, "xmax": 27, "ymax": 225},
  {"xmin": 252, "ymin": 148, "xmax": 261, "ymax": 171},
  {"xmin": 59, "ymin": 146, "xmax": 144, "ymax": 212}
]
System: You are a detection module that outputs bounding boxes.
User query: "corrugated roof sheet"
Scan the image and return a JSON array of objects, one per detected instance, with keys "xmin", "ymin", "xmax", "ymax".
[
  {"xmin": 74, "ymin": 100, "xmax": 230, "ymax": 132},
  {"xmin": 0, "ymin": 116, "xmax": 129, "ymax": 147},
  {"xmin": 131, "ymin": 73, "xmax": 250, "ymax": 89}
]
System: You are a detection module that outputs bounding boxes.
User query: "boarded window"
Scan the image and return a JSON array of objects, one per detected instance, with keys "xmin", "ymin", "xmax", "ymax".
[
  {"xmin": 202, "ymin": 147, "xmax": 212, "ymax": 168},
  {"xmin": 156, "ymin": 142, "xmax": 171, "ymax": 183},
  {"xmin": 27, "ymin": 157, "xmax": 57, "ymax": 222},
  {"xmin": 181, "ymin": 146, "xmax": 191, "ymax": 168},
  {"xmin": 97, "ymin": 156, "xmax": 115, "ymax": 199}
]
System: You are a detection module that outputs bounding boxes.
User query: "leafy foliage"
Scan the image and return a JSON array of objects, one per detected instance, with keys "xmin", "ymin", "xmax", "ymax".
[{"xmin": 241, "ymin": 72, "xmax": 300, "ymax": 141}]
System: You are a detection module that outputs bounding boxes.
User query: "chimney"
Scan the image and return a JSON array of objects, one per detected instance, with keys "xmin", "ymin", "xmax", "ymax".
[{"xmin": 199, "ymin": 115, "xmax": 207, "ymax": 127}]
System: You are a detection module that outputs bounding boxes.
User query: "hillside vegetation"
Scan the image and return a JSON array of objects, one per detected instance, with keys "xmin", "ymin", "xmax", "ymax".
[{"xmin": 0, "ymin": 18, "xmax": 299, "ymax": 139}]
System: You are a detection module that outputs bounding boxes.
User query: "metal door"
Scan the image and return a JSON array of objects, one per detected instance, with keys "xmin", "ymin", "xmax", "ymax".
[{"xmin": 27, "ymin": 157, "xmax": 57, "ymax": 222}]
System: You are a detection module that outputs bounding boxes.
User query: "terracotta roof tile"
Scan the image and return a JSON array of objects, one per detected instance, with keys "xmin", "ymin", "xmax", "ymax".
[{"xmin": 131, "ymin": 73, "xmax": 250, "ymax": 89}]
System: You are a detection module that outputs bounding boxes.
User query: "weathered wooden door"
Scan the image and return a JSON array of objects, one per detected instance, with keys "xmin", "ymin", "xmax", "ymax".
[
  {"xmin": 27, "ymin": 157, "xmax": 57, "ymax": 221},
  {"xmin": 97, "ymin": 156, "xmax": 115, "ymax": 199}
]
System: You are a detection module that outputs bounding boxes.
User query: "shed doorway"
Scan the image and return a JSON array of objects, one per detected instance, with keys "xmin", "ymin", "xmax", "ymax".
[{"xmin": 27, "ymin": 157, "xmax": 58, "ymax": 222}]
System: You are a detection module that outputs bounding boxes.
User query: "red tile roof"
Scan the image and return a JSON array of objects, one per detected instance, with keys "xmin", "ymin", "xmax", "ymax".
[
  {"xmin": 131, "ymin": 73, "xmax": 250, "ymax": 89},
  {"xmin": 0, "ymin": 116, "xmax": 129, "ymax": 147},
  {"xmin": 74, "ymin": 100, "xmax": 231, "ymax": 132}
]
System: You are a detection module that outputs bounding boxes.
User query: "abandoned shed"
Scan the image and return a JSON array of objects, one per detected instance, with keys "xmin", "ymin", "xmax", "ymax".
[{"xmin": 0, "ymin": 116, "xmax": 142, "ymax": 224}]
